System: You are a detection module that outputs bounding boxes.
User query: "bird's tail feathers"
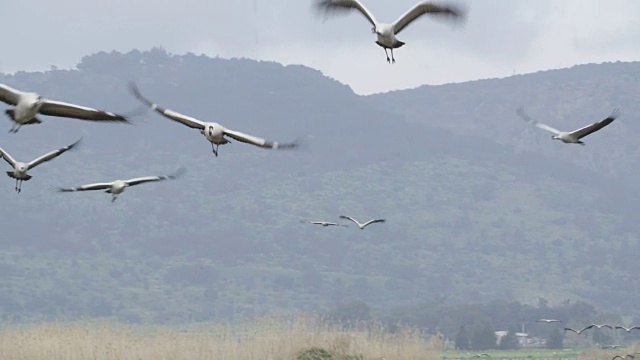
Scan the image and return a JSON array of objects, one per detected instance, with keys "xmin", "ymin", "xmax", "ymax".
[{"xmin": 6, "ymin": 171, "xmax": 31, "ymax": 180}]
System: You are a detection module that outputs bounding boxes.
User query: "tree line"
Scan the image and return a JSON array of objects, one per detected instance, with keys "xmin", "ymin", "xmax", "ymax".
[{"xmin": 325, "ymin": 297, "xmax": 640, "ymax": 350}]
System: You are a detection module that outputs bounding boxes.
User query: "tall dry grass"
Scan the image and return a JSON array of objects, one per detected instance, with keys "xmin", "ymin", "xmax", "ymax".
[{"xmin": 0, "ymin": 314, "xmax": 439, "ymax": 360}]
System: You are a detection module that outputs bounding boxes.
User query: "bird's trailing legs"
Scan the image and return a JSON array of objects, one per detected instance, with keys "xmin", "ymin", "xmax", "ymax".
[
  {"xmin": 14, "ymin": 179, "xmax": 22, "ymax": 193},
  {"xmin": 383, "ymin": 48, "xmax": 396, "ymax": 64},
  {"xmin": 111, "ymin": 194, "xmax": 118, "ymax": 203},
  {"xmin": 211, "ymin": 143, "xmax": 219, "ymax": 157}
]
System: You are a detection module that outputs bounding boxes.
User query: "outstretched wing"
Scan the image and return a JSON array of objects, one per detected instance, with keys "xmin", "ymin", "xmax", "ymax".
[
  {"xmin": 129, "ymin": 82, "xmax": 205, "ymax": 130},
  {"xmin": 570, "ymin": 109, "xmax": 618, "ymax": 139},
  {"xmin": 223, "ymin": 128, "xmax": 299, "ymax": 150},
  {"xmin": 339, "ymin": 215, "xmax": 360, "ymax": 226},
  {"xmin": 314, "ymin": 0, "xmax": 377, "ymax": 28},
  {"xmin": 563, "ymin": 327, "xmax": 580, "ymax": 334},
  {"xmin": 362, "ymin": 219, "xmax": 386, "ymax": 227},
  {"xmin": 58, "ymin": 182, "xmax": 113, "ymax": 192},
  {"xmin": 0, "ymin": 147, "xmax": 17, "ymax": 168},
  {"xmin": 0, "ymin": 83, "xmax": 23, "ymax": 106},
  {"xmin": 27, "ymin": 138, "xmax": 81, "ymax": 169},
  {"xmin": 38, "ymin": 100, "xmax": 129, "ymax": 123},
  {"xmin": 393, "ymin": 1, "xmax": 465, "ymax": 34},
  {"xmin": 517, "ymin": 107, "xmax": 561, "ymax": 135},
  {"xmin": 125, "ymin": 167, "xmax": 185, "ymax": 187}
]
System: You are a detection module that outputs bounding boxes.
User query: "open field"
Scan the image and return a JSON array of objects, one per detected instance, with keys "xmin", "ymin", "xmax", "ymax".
[
  {"xmin": 0, "ymin": 315, "xmax": 438, "ymax": 360},
  {"xmin": 1, "ymin": 314, "xmax": 638, "ymax": 360},
  {"xmin": 442, "ymin": 347, "xmax": 640, "ymax": 360},
  {"xmin": 443, "ymin": 349, "xmax": 582, "ymax": 360}
]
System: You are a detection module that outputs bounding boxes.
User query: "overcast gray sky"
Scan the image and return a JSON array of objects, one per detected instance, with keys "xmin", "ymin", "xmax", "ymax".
[{"xmin": 2, "ymin": 0, "xmax": 639, "ymax": 94}]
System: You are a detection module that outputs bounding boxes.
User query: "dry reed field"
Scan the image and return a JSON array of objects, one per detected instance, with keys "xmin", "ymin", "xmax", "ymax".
[{"xmin": 0, "ymin": 314, "xmax": 439, "ymax": 360}]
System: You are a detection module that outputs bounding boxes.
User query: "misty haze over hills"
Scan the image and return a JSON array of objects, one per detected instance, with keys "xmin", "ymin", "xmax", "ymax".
[{"xmin": 1, "ymin": 48, "xmax": 639, "ymax": 325}]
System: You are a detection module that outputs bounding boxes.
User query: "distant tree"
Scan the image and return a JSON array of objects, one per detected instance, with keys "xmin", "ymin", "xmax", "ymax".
[
  {"xmin": 591, "ymin": 328, "xmax": 612, "ymax": 346},
  {"xmin": 327, "ymin": 300, "xmax": 371, "ymax": 325},
  {"xmin": 537, "ymin": 297, "xmax": 549, "ymax": 309},
  {"xmin": 546, "ymin": 328, "xmax": 563, "ymax": 349},
  {"xmin": 455, "ymin": 325, "xmax": 471, "ymax": 350},
  {"xmin": 471, "ymin": 322, "xmax": 496, "ymax": 350},
  {"xmin": 430, "ymin": 332, "xmax": 446, "ymax": 351}
]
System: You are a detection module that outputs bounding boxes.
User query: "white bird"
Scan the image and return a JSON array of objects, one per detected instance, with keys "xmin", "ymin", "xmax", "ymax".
[
  {"xmin": 129, "ymin": 83, "xmax": 300, "ymax": 157},
  {"xmin": 611, "ymin": 354, "xmax": 634, "ymax": 360},
  {"xmin": 58, "ymin": 167, "xmax": 185, "ymax": 202},
  {"xmin": 339, "ymin": 215, "xmax": 385, "ymax": 229},
  {"xmin": 564, "ymin": 324, "xmax": 612, "ymax": 334},
  {"xmin": 314, "ymin": 0, "xmax": 465, "ymax": 63},
  {"xmin": 590, "ymin": 324, "xmax": 613, "ymax": 329},
  {"xmin": 614, "ymin": 326, "xmax": 640, "ymax": 332},
  {"xmin": 300, "ymin": 220, "xmax": 349, "ymax": 227},
  {"xmin": 537, "ymin": 319, "xmax": 562, "ymax": 323},
  {"xmin": 0, "ymin": 138, "xmax": 81, "ymax": 193},
  {"xmin": 0, "ymin": 83, "xmax": 130, "ymax": 133},
  {"xmin": 517, "ymin": 107, "xmax": 619, "ymax": 145},
  {"xmin": 564, "ymin": 326, "xmax": 592, "ymax": 335}
]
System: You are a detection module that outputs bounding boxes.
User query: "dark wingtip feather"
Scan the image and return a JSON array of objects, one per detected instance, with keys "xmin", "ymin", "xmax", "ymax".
[
  {"xmin": 608, "ymin": 107, "xmax": 621, "ymax": 120},
  {"xmin": 168, "ymin": 166, "xmax": 187, "ymax": 180},
  {"xmin": 71, "ymin": 137, "xmax": 83, "ymax": 147},
  {"xmin": 313, "ymin": 0, "xmax": 357, "ymax": 20}
]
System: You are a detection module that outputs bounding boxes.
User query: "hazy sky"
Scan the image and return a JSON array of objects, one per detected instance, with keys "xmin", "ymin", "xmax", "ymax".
[{"xmin": 2, "ymin": 0, "xmax": 640, "ymax": 95}]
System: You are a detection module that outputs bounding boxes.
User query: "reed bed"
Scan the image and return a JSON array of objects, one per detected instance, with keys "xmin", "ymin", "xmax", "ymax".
[{"xmin": 0, "ymin": 314, "xmax": 438, "ymax": 360}]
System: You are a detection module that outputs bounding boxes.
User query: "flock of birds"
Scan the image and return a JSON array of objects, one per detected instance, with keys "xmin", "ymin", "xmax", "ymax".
[
  {"xmin": 0, "ymin": 0, "xmax": 623, "ymax": 212},
  {"xmin": 537, "ymin": 319, "xmax": 640, "ymax": 335},
  {"xmin": 535, "ymin": 320, "xmax": 640, "ymax": 359}
]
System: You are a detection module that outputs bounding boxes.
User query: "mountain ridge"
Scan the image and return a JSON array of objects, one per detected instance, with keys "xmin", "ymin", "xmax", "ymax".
[{"xmin": 0, "ymin": 49, "xmax": 638, "ymax": 324}]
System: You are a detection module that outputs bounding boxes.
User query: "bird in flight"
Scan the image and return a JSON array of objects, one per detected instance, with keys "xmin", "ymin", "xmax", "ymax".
[
  {"xmin": 0, "ymin": 83, "xmax": 130, "ymax": 133},
  {"xmin": 339, "ymin": 215, "xmax": 385, "ymax": 229},
  {"xmin": 0, "ymin": 138, "xmax": 81, "ymax": 192},
  {"xmin": 611, "ymin": 355, "xmax": 635, "ymax": 360},
  {"xmin": 591, "ymin": 324, "xmax": 614, "ymax": 329},
  {"xmin": 614, "ymin": 326, "xmax": 640, "ymax": 332},
  {"xmin": 300, "ymin": 220, "xmax": 349, "ymax": 227},
  {"xmin": 58, "ymin": 167, "xmax": 185, "ymax": 202},
  {"xmin": 564, "ymin": 324, "xmax": 611, "ymax": 334},
  {"xmin": 517, "ymin": 107, "xmax": 619, "ymax": 145},
  {"xmin": 314, "ymin": 0, "xmax": 465, "ymax": 64},
  {"xmin": 129, "ymin": 83, "xmax": 300, "ymax": 157},
  {"xmin": 537, "ymin": 319, "xmax": 562, "ymax": 323}
]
